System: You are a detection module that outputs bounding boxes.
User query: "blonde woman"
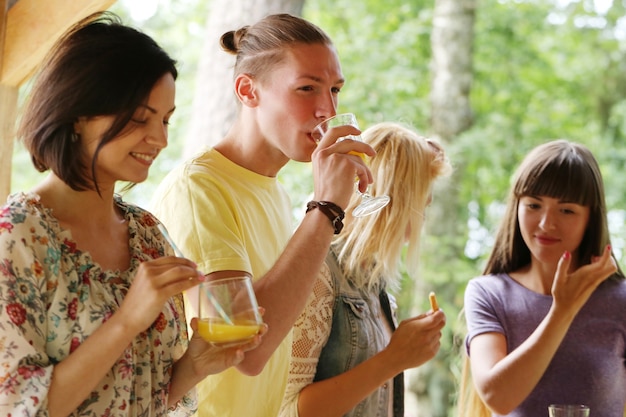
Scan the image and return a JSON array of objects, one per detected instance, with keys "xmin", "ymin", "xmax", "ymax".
[{"xmin": 280, "ymin": 122, "xmax": 451, "ymax": 417}]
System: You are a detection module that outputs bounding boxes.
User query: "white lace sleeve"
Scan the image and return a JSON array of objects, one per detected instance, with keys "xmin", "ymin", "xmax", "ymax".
[{"xmin": 279, "ymin": 262, "xmax": 335, "ymax": 417}]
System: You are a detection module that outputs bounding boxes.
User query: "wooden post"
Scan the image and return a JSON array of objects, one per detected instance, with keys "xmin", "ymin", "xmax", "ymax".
[
  {"xmin": 0, "ymin": 85, "xmax": 17, "ymax": 203},
  {"xmin": 0, "ymin": 0, "xmax": 16, "ymax": 204}
]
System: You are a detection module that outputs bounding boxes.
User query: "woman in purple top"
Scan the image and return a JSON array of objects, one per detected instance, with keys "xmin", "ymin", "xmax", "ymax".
[{"xmin": 459, "ymin": 140, "xmax": 625, "ymax": 417}]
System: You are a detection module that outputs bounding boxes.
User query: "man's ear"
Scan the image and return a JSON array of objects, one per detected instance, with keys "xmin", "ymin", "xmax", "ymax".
[{"xmin": 234, "ymin": 73, "xmax": 259, "ymax": 107}]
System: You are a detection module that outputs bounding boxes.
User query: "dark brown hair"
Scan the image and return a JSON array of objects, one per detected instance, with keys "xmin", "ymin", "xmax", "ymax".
[
  {"xmin": 484, "ymin": 139, "xmax": 623, "ymax": 279},
  {"xmin": 18, "ymin": 11, "xmax": 177, "ymax": 192}
]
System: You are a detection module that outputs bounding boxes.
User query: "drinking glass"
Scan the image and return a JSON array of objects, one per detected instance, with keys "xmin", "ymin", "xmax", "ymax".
[
  {"xmin": 197, "ymin": 276, "xmax": 263, "ymax": 347},
  {"xmin": 312, "ymin": 113, "xmax": 390, "ymax": 217},
  {"xmin": 548, "ymin": 404, "xmax": 590, "ymax": 417}
]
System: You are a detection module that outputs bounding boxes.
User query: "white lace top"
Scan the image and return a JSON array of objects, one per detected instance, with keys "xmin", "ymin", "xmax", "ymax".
[
  {"xmin": 279, "ymin": 262, "xmax": 335, "ymax": 417},
  {"xmin": 279, "ymin": 259, "xmax": 397, "ymax": 417}
]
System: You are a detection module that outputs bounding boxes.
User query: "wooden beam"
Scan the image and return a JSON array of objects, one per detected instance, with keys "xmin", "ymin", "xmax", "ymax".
[
  {"xmin": 1, "ymin": 0, "xmax": 116, "ymax": 87},
  {"xmin": 0, "ymin": 0, "xmax": 7, "ymax": 69}
]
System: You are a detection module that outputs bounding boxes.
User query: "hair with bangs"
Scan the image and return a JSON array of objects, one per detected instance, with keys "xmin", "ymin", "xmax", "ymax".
[
  {"xmin": 459, "ymin": 140, "xmax": 624, "ymax": 417},
  {"xmin": 332, "ymin": 122, "xmax": 452, "ymax": 290},
  {"xmin": 220, "ymin": 13, "xmax": 333, "ymax": 83},
  {"xmin": 483, "ymin": 139, "xmax": 623, "ymax": 278}
]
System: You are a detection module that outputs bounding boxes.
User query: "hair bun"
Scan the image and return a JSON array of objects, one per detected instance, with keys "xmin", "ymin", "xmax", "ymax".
[{"xmin": 220, "ymin": 26, "xmax": 249, "ymax": 54}]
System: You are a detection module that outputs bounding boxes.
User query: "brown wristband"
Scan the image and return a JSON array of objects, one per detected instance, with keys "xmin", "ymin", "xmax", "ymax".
[{"xmin": 306, "ymin": 201, "xmax": 345, "ymax": 234}]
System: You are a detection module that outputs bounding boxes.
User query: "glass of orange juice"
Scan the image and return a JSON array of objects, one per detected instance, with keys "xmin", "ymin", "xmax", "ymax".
[
  {"xmin": 311, "ymin": 113, "xmax": 390, "ymax": 217},
  {"xmin": 197, "ymin": 276, "xmax": 263, "ymax": 347}
]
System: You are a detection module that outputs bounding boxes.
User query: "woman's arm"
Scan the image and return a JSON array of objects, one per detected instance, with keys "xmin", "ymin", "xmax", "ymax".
[
  {"xmin": 45, "ymin": 310, "xmax": 141, "ymax": 417},
  {"xmin": 46, "ymin": 258, "xmax": 203, "ymax": 417},
  {"xmin": 295, "ymin": 311, "xmax": 445, "ymax": 417},
  {"xmin": 469, "ymin": 314, "xmax": 573, "ymax": 415},
  {"xmin": 470, "ymin": 247, "xmax": 617, "ymax": 414},
  {"xmin": 279, "ymin": 265, "xmax": 335, "ymax": 417}
]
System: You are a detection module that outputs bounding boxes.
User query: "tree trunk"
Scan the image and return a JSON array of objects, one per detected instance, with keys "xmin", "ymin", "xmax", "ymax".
[
  {"xmin": 430, "ymin": 0, "xmax": 475, "ymax": 141},
  {"xmin": 183, "ymin": 0, "xmax": 305, "ymax": 157},
  {"xmin": 427, "ymin": 0, "xmax": 476, "ymax": 243},
  {"xmin": 407, "ymin": 2, "xmax": 477, "ymax": 416}
]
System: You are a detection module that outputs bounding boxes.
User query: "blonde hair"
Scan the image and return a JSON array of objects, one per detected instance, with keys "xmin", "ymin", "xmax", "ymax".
[
  {"xmin": 458, "ymin": 353, "xmax": 492, "ymax": 417},
  {"xmin": 333, "ymin": 122, "xmax": 451, "ymax": 290},
  {"xmin": 220, "ymin": 13, "xmax": 333, "ymax": 84}
]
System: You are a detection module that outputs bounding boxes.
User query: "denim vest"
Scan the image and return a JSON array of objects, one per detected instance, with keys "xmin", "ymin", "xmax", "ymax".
[{"xmin": 313, "ymin": 250, "xmax": 404, "ymax": 417}]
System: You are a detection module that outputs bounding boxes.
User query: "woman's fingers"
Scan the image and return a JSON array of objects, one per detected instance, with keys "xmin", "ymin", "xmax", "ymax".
[
  {"xmin": 119, "ymin": 259, "xmax": 204, "ymax": 333},
  {"xmin": 552, "ymin": 245, "xmax": 617, "ymax": 312},
  {"xmin": 138, "ymin": 258, "xmax": 205, "ymax": 290}
]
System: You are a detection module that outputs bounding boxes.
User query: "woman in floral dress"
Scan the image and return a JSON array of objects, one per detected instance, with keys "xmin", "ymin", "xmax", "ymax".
[{"xmin": 0, "ymin": 11, "xmax": 261, "ymax": 417}]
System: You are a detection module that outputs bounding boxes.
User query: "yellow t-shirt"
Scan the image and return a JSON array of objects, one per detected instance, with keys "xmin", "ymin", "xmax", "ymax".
[{"xmin": 151, "ymin": 148, "xmax": 293, "ymax": 417}]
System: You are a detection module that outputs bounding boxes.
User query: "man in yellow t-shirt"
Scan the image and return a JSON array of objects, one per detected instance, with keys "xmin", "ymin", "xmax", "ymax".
[
  {"xmin": 151, "ymin": 14, "xmax": 374, "ymax": 417},
  {"xmin": 153, "ymin": 150, "xmax": 293, "ymax": 416}
]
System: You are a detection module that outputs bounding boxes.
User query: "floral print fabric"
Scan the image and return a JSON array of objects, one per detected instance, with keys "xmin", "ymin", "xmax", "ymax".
[{"xmin": 0, "ymin": 192, "xmax": 195, "ymax": 417}]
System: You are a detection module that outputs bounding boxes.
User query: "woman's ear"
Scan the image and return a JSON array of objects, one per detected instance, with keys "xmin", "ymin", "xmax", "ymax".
[
  {"xmin": 74, "ymin": 118, "xmax": 84, "ymax": 135},
  {"xmin": 234, "ymin": 73, "xmax": 258, "ymax": 107}
]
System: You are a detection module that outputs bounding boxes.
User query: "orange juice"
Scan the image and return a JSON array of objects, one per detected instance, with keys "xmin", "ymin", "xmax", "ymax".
[
  {"xmin": 197, "ymin": 318, "xmax": 261, "ymax": 345},
  {"xmin": 347, "ymin": 151, "xmax": 368, "ymax": 183},
  {"xmin": 348, "ymin": 150, "xmax": 368, "ymax": 163}
]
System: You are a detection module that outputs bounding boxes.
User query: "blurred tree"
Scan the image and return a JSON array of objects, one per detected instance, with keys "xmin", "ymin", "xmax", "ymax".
[
  {"xmin": 414, "ymin": 0, "xmax": 477, "ymax": 415},
  {"xmin": 431, "ymin": 0, "xmax": 475, "ymax": 142},
  {"xmin": 183, "ymin": 0, "xmax": 305, "ymax": 157}
]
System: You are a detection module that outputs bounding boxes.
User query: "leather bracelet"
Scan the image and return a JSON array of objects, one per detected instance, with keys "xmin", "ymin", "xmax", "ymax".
[{"xmin": 306, "ymin": 200, "xmax": 345, "ymax": 234}]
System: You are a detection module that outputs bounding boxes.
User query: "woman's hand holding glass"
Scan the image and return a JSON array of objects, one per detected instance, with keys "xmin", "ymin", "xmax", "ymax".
[
  {"xmin": 185, "ymin": 315, "xmax": 266, "ymax": 377},
  {"xmin": 156, "ymin": 225, "xmax": 266, "ymax": 376},
  {"xmin": 197, "ymin": 276, "xmax": 264, "ymax": 347}
]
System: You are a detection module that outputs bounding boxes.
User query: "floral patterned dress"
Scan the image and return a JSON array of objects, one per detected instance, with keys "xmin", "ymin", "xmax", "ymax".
[{"xmin": 0, "ymin": 192, "xmax": 196, "ymax": 417}]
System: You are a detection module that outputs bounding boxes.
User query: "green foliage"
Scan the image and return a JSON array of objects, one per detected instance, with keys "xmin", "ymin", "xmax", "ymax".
[
  {"xmin": 11, "ymin": 0, "xmax": 626, "ymax": 415},
  {"xmin": 304, "ymin": 0, "xmax": 434, "ymax": 130}
]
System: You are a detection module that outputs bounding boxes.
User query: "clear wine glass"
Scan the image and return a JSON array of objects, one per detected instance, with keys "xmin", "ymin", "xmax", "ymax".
[
  {"xmin": 312, "ymin": 113, "xmax": 390, "ymax": 217},
  {"xmin": 548, "ymin": 404, "xmax": 590, "ymax": 417}
]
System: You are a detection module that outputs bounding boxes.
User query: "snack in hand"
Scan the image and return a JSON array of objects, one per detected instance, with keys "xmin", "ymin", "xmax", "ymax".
[{"xmin": 429, "ymin": 291, "xmax": 439, "ymax": 311}]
